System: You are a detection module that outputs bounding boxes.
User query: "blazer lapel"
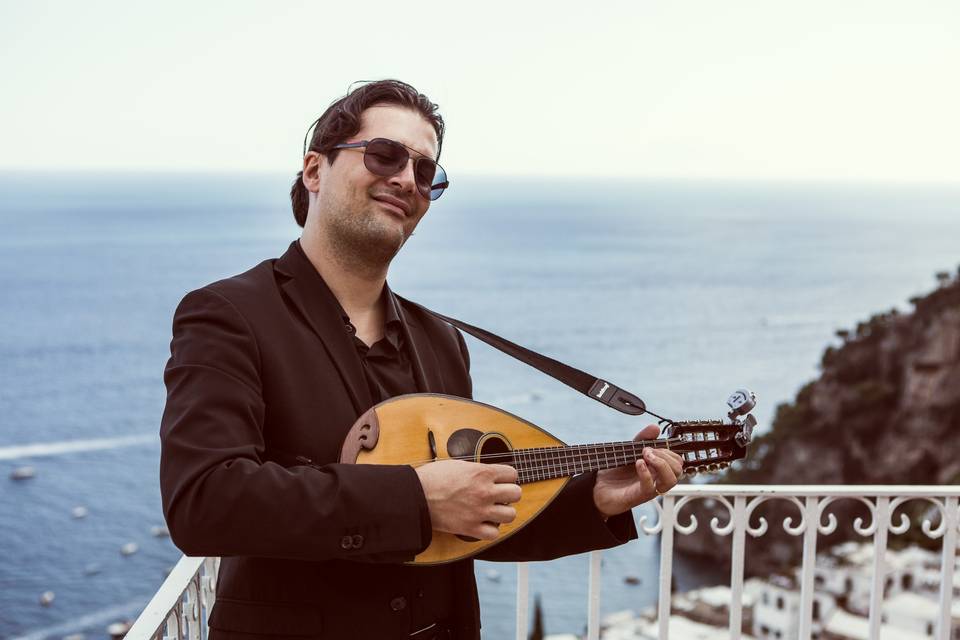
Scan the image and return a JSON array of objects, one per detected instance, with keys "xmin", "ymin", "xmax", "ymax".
[
  {"xmin": 393, "ymin": 290, "xmax": 446, "ymax": 394},
  {"xmin": 273, "ymin": 241, "xmax": 373, "ymax": 414}
]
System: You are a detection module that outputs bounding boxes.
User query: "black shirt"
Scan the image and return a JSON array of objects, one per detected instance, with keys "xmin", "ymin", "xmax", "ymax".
[
  {"xmin": 294, "ymin": 241, "xmax": 455, "ymax": 630},
  {"xmin": 342, "ymin": 292, "xmax": 456, "ymax": 631}
]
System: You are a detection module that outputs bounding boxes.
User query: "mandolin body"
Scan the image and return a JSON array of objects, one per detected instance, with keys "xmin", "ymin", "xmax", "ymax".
[{"xmin": 339, "ymin": 393, "xmax": 569, "ymax": 565}]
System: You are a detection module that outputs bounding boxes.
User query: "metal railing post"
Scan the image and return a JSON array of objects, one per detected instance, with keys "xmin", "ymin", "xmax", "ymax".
[
  {"xmin": 515, "ymin": 562, "xmax": 529, "ymax": 640},
  {"xmin": 728, "ymin": 495, "xmax": 747, "ymax": 640},
  {"xmin": 657, "ymin": 495, "xmax": 676, "ymax": 640},
  {"xmin": 797, "ymin": 495, "xmax": 819, "ymax": 640}
]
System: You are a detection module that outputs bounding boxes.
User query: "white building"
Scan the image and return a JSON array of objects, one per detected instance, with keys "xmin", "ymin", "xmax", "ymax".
[
  {"xmin": 881, "ymin": 592, "xmax": 960, "ymax": 639},
  {"xmin": 599, "ymin": 543, "xmax": 958, "ymax": 640},
  {"xmin": 751, "ymin": 574, "xmax": 835, "ymax": 639},
  {"xmin": 600, "ymin": 609, "xmax": 758, "ymax": 640},
  {"xmin": 823, "ymin": 608, "xmax": 931, "ymax": 640}
]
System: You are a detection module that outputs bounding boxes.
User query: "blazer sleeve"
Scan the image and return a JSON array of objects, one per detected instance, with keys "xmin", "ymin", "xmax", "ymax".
[
  {"xmin": 452, "ymin": 327, "xmax": 638, "ymax": 562},
  {"xmin": 160, "ymin": 287, "xmax": 431, "ymax": 563}
]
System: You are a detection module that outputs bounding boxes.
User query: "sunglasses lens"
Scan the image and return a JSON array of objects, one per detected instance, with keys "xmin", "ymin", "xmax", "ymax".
[
  {"xmin": 363, "ymin": 139, "xmax": 408, "ymax": 176},
  {"xmin": 412, "ymin": 159, "xmax": 438, "ymax": 198},
  {"xmin": 426, "ymin": 163, "xmax": 448, "ymax": 201}
]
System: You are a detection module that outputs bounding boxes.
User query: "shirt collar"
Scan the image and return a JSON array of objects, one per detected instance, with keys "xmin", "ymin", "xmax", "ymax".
[{"xmin": 294, "ymin": 239, "xmax": 404, "ymax": 349}]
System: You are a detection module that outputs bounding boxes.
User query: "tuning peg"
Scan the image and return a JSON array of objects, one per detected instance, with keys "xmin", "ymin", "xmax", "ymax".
[
  {"xmin": 727, "ymin": 388, "xmax": 757, "ymax": 418},
  {"xmin": 735, "ymin": 414, "xmax": 757, "ymax": 447},
  {"xmin": 708, "ymin": 464, "xmax": 718, "ymax": 472},
  {"xmin": 719, "ymin": 462, "xmax": 729, "ymax": 469}
]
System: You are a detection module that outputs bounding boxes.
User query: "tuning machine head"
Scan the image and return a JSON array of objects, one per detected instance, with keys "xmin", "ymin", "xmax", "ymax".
[
  {"xmin": 726, "ymin": 388, "xmax": 757, "ymax": 448},
  {"xmin": 727, "ymin": 388, "xmax": 757, "ymax": 418}
]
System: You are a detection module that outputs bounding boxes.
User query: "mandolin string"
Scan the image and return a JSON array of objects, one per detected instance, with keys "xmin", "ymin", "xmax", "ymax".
[{"xmin": 399, "ymin": 438, "xmax": 687, "ymax": 468}]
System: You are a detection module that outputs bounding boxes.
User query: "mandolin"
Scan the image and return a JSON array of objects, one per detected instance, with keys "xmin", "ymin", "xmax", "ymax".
[{"xmin": 338, "ymin": 390, "xmax": 757, "ymax": 565}]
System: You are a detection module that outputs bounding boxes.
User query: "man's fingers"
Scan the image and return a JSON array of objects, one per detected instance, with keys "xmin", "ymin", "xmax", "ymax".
[
  {"xmin": 489, "ymin": 463, "xmax": 519, "ymax": 484},
  {"xmin": 635, "ymin": 458, "xmax": 656, "ymax": 493},
  {"xmin": 651, "ymin": 448, "xmax": 684, "ymax": 477},
  {"xmin": 486, "ymin": 504, "xmax": 517, "ymax": 525},
  {"xmin": 643, "ymin": 450, "xmax": 675, "ymax": 488},
  {"xmin": 633, "ymin": 424, "xmax": 661, "ymax": 441},
  {"xmin": 491, "ymin": 483, "xmax": 522, "ymax": 505},
  {"xmin": 475, "ymin": 523, "xmax": 502, "ymax": 541}
]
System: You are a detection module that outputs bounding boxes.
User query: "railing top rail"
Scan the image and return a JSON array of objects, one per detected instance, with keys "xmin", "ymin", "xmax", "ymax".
[
  {"xmin": 669, "ymin": 484, "xmax": 960, "ymax": 497},
  {"xmin": 125, "ymin": 555, "xmax": 205, "ymax": 639}
]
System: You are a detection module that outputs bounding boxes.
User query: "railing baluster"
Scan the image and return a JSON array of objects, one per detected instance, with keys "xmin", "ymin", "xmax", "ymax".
[
  {"xmin": 728, "ymin": 495, "xmax": 747, "ymax": 640},
  {"xmin": 657, "ymin": 495, "xmax": 675, "ymax": 640},
  {"xmin": 937, "ymin": 496, "xmax": 958, "ymax": 640},
  {"xmin": 868, "ymin": 496, "xmax": 890, "ymax": 640},
  {"xmin": 797, "ymin": 495, "xmax": 819, "ymax": 640},
  {"xmin": 515, "ymin": 562, "xmax": 529, "ymax": 640},
  {"xmin": 587, "ymin": 550, "xmax": 602, "ymax": 640}
]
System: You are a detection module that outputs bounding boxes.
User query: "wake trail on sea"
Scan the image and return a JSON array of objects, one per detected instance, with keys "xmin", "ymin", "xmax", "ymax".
[
  {"xmin": 0, "ymin": 434, "xmax": 157, "ymax": 460},
  {"xmin": 8, "ymin": 597, "xmax": 148, "ymax": 640}
]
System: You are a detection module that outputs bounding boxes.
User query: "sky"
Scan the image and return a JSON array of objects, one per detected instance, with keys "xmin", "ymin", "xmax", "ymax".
[{"xmin": 1, "ymin": 0, "xmax": 958, "ymax": 182}]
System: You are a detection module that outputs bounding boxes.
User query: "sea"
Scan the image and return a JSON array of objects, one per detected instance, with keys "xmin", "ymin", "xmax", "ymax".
[{"xmin": 0, "ymin": 172, "xmax": 957, "ymax": 639}]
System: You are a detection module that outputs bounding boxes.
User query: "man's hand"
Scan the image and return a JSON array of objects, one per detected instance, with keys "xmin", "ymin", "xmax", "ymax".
[
  {"xmin": 593, "ymin": 424, "xmax": 683, "ymax": 518},
  {"xmin": 415, "ymin": 460, "xmax": 521, "ymax": 540}
]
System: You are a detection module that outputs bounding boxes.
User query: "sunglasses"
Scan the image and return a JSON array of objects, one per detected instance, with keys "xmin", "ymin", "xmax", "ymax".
[{"xmin": 331, "ymin": 138, "xmax": 449, "ymax": 201}]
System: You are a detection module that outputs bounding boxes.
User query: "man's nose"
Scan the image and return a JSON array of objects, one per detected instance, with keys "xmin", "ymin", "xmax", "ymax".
[{"xmin": 387, "ymin": 158, "xmax": 418, "ymax": 195}]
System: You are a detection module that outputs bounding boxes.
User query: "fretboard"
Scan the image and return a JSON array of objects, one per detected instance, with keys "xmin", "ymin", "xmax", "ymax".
[{"xmin": 511, "ymin": 439, "xmax": 678, "ymax": 484}]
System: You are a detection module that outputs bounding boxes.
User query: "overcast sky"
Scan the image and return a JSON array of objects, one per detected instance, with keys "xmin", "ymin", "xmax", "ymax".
[{"xmin": 2, "ymin": 1, "xmax": 958, "ymax": 182}]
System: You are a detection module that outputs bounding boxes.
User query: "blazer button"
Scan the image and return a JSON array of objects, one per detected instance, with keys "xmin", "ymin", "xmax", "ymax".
[
  {"xmin": 340, "ymin": 535, "xmax": 353, "ymax": 550},
  {"xmin": 351, "ymin": 534, "xmax": 364, "ymax": 549},
  {"xmin": 389, "ymin": 596, "xmax": 407, "ymax": 611}
]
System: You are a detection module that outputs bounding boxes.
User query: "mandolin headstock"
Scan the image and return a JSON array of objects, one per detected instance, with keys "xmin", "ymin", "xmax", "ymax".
[{"xmin": 663, "ymin": 389, "xmax": 757, "ymax": 477}]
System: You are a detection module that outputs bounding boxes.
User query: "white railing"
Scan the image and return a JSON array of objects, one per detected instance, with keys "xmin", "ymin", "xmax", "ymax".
[
  {"xmin": 126, "ymin": 556, "xmax": 219, "ymax": 640},
  {"xmin": 126, "ymin": 486, "xmax": 960, "ymax": 640}
]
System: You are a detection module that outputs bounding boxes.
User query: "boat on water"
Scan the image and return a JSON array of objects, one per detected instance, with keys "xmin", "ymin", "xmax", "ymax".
[{"xmin": 10, "ymin": 466, "xmax": 36, "ymax": 480}]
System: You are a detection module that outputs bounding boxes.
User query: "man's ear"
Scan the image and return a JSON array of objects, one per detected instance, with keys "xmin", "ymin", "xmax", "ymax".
[{"xmin": 301, "ymin": 151, "xmax": 325, "ymax": 194}]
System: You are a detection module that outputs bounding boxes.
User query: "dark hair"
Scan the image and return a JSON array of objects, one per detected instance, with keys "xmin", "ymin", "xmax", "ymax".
[{"xmin": 289, "ymin": 79, "xmax": 445, "ymax": 227}]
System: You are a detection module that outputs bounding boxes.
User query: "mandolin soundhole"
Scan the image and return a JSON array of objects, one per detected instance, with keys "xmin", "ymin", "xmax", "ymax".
[
  {"xmin": 450, "ymin": 430, "xmax": 514, "ymax": 543},
  {"xmin": 476, "ymin": 433, "xmax": 513, "ymax": 465}
]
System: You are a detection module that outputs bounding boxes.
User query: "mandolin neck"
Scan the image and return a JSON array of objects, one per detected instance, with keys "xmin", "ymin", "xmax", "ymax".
[{"xmin": 511, "ymin": 439, "xmax": 675, "ymax": 484}]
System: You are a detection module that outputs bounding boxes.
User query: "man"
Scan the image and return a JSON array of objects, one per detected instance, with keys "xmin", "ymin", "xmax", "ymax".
[{"xmin": 160, "ymin": 79, "xmax": 682, "ymax": 639}]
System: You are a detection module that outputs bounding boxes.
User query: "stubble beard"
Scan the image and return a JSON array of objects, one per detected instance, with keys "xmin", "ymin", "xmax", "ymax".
[{"xmin": 324, "ymin": 196, "xmax": 411, "ymax": 277}]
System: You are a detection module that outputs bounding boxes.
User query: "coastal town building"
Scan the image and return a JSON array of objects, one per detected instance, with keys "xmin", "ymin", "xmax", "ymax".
[{"xmin": 590, "ymin": 542, "xmax": 958, "ymax": 640}]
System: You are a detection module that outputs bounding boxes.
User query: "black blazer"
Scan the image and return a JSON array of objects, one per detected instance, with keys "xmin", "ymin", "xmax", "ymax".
[{"xmin": 160, "ymin": 240, "xmax": 636, "ymax": 639}]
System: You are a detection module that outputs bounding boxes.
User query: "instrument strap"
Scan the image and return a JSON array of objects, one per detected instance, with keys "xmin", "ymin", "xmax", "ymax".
[{"xmin": 396, "ymin": 295, "xmax": 648, "ymax": 417}]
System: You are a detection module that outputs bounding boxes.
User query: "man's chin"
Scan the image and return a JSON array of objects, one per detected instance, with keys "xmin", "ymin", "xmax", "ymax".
[{"xmin": 361, "ymin": 225, "xmax": 408, "ymax": 263}]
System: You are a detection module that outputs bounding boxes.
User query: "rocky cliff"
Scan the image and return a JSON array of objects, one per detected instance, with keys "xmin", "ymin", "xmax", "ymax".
[{"xmin": 674, "ymin": 267, "xmax": 960, "ymax": 571}]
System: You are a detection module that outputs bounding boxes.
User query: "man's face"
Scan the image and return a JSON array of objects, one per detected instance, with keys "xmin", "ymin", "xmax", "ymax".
[{"xmin": 306, "ymin": 104, "xmax": 439, "ymax": 267}]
